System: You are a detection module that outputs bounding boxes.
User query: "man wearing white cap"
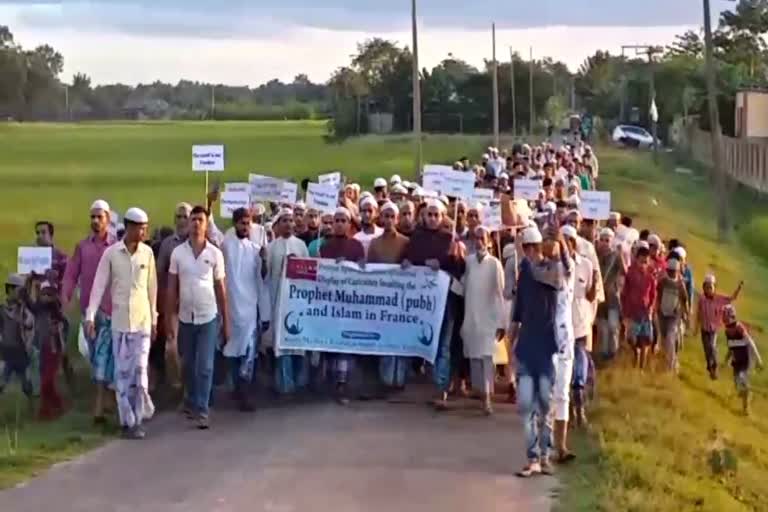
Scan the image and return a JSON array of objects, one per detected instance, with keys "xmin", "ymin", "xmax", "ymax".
[
  {"xmin": 86, "ymin": 207, "xmax": 157, "ymax": 439},
  {"xmin": 373, "ymin": 177, "xmax": 388, "ymax": 203},
  {"xmin": 221, "ymin": 207, "xmax": 271, "ymax": 411},
  {"xmin": 62, "ymin": 199, "xmax": 117, "ymax": 424},
  {"xmin": 167, "ymin": 206, "xmax": 229, "ymax": 430},
  {"xmin": 266, "ymin": 208, "xmax": 310, "ymax": 395},
  {"xmin": 389, "ymin": 183, "xmax": 408, "ymax": 204},
  {"xmin": 595, "ymin": 228, "xmax": 625, "ymax": 360},
  {"xmin": 353, "ymin": 196, "xmax": 383, "ymax": 258}
]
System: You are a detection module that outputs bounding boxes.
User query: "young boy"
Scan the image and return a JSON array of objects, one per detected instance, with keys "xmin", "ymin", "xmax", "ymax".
[
  {"xmin": 0, "ymin": 273, "xmax": 35, "ymax": 399},
  {"xmin": 696, "ymin": 274, "xmax": 743, "ymax": 380},
  {"xmin": 656, "ymin": 259, "xmax": 689, "ymax": 374},
  {"xmin": 30, "ymin": 280, "xmax": 67, "ymax": 420},
  {"xmin": 723, "ymin": 305, "xmax": 763, "ymax": 416},
  {"xmin": 621, "ymin": 246, "xmax": 657, "ymax": 369}
]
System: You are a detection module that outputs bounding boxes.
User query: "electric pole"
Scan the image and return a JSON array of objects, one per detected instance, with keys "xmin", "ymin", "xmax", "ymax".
[
  {"xmin": 509, "ymin": 48, "xmax": 517, "ymax": 137},
  {"xmin": 411, "ymin": 0, "xmax": 422, "ymax": 176},
  {"xmin": 703, "ymin": 0, "xmax": 731, "ymax": 241},
  {"xmin": 492, "ymin": 23, "xmax": 499, "ymax": 148}
]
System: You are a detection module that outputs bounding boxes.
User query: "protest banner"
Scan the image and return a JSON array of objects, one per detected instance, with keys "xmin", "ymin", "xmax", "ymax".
[
  {"xmin": 192, "ymin": 145, "xmax": 225, "ymax": 172},
  {"xmin": 422, "ymin": 165, "xmax": 450, "ymax": 192},
  {"xmin": 249, "ymin": 174, "xmax": 284, "ymax": 202},
  {"xmin": 580, "ymin": 191, "xmax": 611, "ymax": 220},
  {"xmin": 482, "ymin": 200, "xmax": 503, "ymax": 231},
  {"xmin": 281, "ymin": 182, "xmax": 298, "ymax": 204},
  {"xmin": 440, "ymin": 169, "xmax": 475, "ymax": 199},
  {"xmin": 275, "ymin": 258, "xmax": 450, "ymax": 362},
  {"xmin": 472, "ymin": 187, "xmax": 495, "ymax": 205},
  {"xmin": 513, "ymin": 179, "xmax": 541, "ymax": 200},
  {"xmin": 306, "ymin": 183, "xmax": 339, "ymax": 214},
  {"xmin": 224, "ymin": 182, "xmax": 250, "ymax": 194},
  {"xmin": 220, "ymin": 191, "xmax": 250, "ymax": 219},
  {"xmin": 17, "ymin": 247, "xmax": 52, "ymax": 275},
  {"xmin": 318, "ymin": 171, "xmax": 342, "ymax": 188}
]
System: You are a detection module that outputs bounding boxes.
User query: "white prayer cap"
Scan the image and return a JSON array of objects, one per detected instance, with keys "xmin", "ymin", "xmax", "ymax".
[
  {"xmin": 380, "ymin": 202, "xmax": 399, "ymax": 215},
  {"xmin": 412, "ymin": 187, "xmax": 424, "ymax": 197},
  {"xmin": 499, "ymin": 172, "xmax": 509, "ymax": 180},
  {"xmin": 294, "ymin": 200, "xmax": 306, "ymax": 210},
  {"xmin": 487, "ymin": 146, "xmax": 495, "ymax": 152},
  {"xmin": 390, "ymin": 174, "xmax": 402, "ymax": 185},
  {"xmin": 175, "ymin": 202, "xmax": 192, "ymax": 214},
  {"xmin": 704, "ymin": 274, "xmax": 716, "ymax": 285},
  {"xmin": 560, "ymin": 225, "xmax": 578, "ymax": 240},
  {"xmin": 116, "ymin": 223, "xmax": 125, "ymax": 232},
  {"xmin": 90, "ymin": 199, "xmax": 110, "ymax": 212},
  {"xmin": 124, "ymin": 207, "xmax": 149, "ymax": 224},
  {"xmin": 374, "ymin": 177, "xmax": 387, "ymax": 188},
  {"xmin": 648, "ymin": 234, "xmax": 662, "ymax": 246},
  {"xmin": 608, "ymin": 211, "xmax": 621, "ymax": 220},
  {"xmin": 273, "ymin": 208, "xmax": 294, "ymax": 223},
  {"xmin": 667, "ymin": 258, "xmax": 680, "ymax": 271},
  {"xmin": 390, "ymin": 184, "xmax": 407, "ymax": 194},
  {"xmin": 252, "ymin": 204, "xmax": 266, "ymax": 216},
  {"xmin": 352, "ymin": 183, "xmax": 362, "ymax": 193},
  {"xmin": 520, "ymin": 227, "xmax": 543, "ymax": 245},
  {"xmin": 544, "ymin": 202, "xmax": 557, "ymax": 214},
  {"xmin": 360, "ymin": 191, "xmax": 373, "ymax": 200},
  {"xmin": 438, "ymin": 195, "xmax": 449, "ymax": 206},
  {"xmin": 425, "ymin": 198, "xmax": 446, "ymax": 212},
  {"xmin": 502, "ymin": 244, "xmax": 517, "ymax": 260},
  {"xmin": 335, "ymin": 206, "xmax": 352, "ymax": 219},
  {"xmin": 5, "ymin": 273, "xmax": 25, "ymax": 287},
  {"xmin": 636, "ymin": 240, "xmax": 650, "ymax": 250},
  {"xmin": 482, "ymin": 153, "xmax": 490, "ymax": 160},
  {"xmin": 359, "ymin": 196, "xmax": 378, "ymax": 209},
  {"xmin": 673, "ymin": 246, "xmax": 687, "ymax": 259},
  {"xmin": 599, "ymin": 227, "xmax": 615, "ymax": 239},
  {"xmin": 566, "ymin": 209, "xmax": 582, "ymax": 219}
]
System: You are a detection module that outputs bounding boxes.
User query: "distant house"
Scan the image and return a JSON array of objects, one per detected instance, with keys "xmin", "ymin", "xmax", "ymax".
[{"xmin": 735, "ymin": 89, "xmax": 768, "ymax": 138}]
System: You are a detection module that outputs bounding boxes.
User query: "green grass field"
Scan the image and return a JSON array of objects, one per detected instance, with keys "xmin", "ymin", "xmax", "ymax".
[{"xmin": 1, "ymin": 121, "xmax": 768, "ymax": 509}]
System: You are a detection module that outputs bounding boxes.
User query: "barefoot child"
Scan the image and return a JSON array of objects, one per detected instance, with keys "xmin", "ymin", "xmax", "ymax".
[
  {"xmin": 621, "ymin": 246, "xmax": 657, "ymax": 369},
  {"xmin": 0, "ymin": 274, "xmax": 35, "ymax": 399},
  {"xmin": 723, "ymin": 305, "xmax": 763, "ymax": 416}
]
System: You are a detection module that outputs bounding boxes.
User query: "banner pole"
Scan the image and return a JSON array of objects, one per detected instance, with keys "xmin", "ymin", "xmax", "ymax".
[{"xmin": 205, "ymin": 170, "xmax": 209, "ymax": 205}]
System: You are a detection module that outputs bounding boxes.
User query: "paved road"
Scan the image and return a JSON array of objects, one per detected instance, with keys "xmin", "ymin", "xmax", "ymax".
[{"xmin": 2, "ymin": 395, "xmax": 555, "ymax": 512}]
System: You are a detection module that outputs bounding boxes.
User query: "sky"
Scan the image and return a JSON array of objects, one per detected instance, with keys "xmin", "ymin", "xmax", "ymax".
[{"xmin": 0, "ymin": 0, "xmax": 717, "ymax": 86}]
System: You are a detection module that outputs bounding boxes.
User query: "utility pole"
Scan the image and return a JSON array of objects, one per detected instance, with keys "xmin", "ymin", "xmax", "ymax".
[
  {"xmin": 529, "ymin": 47, "xmax": 534, "ymax": 135},
  {"xmin": 648, "ymin": 50, "xmax": 659, "ymax": 162},
  {"xmin": 619, "ymin": 46, "xmax": 627, "ymax": 123},
  {"xmin": 509, "ymin": 48, "xmax": 517, "ymax": 137},
  {"xmin": 703, "ymin": 0, "xmax": 731, "ymax": 241},
  {"xmin": 64, "ymin": 85, "xmax": 70, "ymax": 121},
  {"xmin": 210, "ymin": 85, "xmax": 216, "ymax": 119},
  {"xmin": 411, "ymin": 0, "xmax": 422, "ymax": 176},
  {"xmin": 492, "ymin": 23, "xmax": 499, "ymax": 148}
]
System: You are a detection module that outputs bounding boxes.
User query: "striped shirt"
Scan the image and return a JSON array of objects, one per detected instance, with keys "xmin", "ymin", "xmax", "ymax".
[{"xmin": 698, "ymin": 293, "xmax": 731, "ymax": 333}]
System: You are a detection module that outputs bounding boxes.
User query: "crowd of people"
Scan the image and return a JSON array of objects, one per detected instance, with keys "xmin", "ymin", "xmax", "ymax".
[{"xmin": 0, "ymin": 141, "xmax": 763, "ymax": 478}]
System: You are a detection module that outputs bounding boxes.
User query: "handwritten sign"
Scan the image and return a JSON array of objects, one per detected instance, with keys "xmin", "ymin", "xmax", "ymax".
[
  {"xmin": 472, "ymin": 187, "xmax": 495, "ymax": 205},
  {"xmin": 513, "ymin": 179, "xmax": 542, "ymax": 201},
  {"xmin": 224, "ymin": 182, "xmax": 250, "ymax": 194},
  {"xmin": 306, "ymin": 183, "xmax": 339, "ymax": 215},
  {"xmin": 440, "ymin": 169, "xmax": 475, "ymax": 199},
  {"xmin": 318, "ymin": 171, "xmax": 342, "ymax": 188},
  {"xmin": 422, "ymin": 165, "xmax": 450, "ymax": 192},
  {"xmin": 249, "ymin": 174, "xmax": 284, "ymax": 203},
  {"xmin": 482, "ymin": 200, "xmax": 504, "ymax": 231},
  {"xmin": 281, "ymin": 182, "xmax": 298, "ymax": 204},
  {"xmin": 192, "ymin": 145, "xmax": 225, "ymax": 172},
  {"xmin": 220, "ymin": 191, "xmax": 250, "ymax": 219},
  {"xmin": 17, "ymin": 247, "xmax": 52, "ymax": 275},
  {"xmin": 580, "ymin": 191, "xmax": 611, "ymax": 220}
]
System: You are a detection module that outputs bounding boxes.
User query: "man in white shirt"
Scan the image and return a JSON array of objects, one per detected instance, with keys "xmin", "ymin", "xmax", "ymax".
[
  {"xmin": 166, "ymin": 205, "xmax": 229, "ymax": 430},
  {"xmin": 353, "ymin": 196, "xmax": 383, "ymax": 257},
  {"xmin": 562, "ymin": 226, "xmax": 597, "ymax": 428},
  {"xmin": 221, "ymin": 208, "xmax": 271, "ymax": 411},
  {"xmin": 85, "ymin": 207, "xmax": 157, "ymax": 440}
]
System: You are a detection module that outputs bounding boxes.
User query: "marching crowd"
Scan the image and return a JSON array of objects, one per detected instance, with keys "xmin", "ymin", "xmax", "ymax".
[{"xmin": 1, "ymin": 141, "xmax": 763, "ymax": 478}]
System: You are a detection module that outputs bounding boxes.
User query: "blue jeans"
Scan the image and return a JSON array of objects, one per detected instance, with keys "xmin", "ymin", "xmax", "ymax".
[
  {"xmin": 433, "ymin": 293, "xmax": 457, "ymax": 393},
  {"xmin": 275, "ymin": 355, "xmax": 309, "ymax": 394},
  {"xmin": 572, "ymin": 337, "xmax": 589, "ymax": 390},
  {"xmin": 517, "ymin": 360, "xmax": 554, "ymax": 462},
  {"xmin": 179, "ymin": 319, "xmax": 219, "ymax": 417}
]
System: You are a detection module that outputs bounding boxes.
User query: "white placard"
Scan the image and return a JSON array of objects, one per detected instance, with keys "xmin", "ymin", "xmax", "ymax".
[
  {"xmin": 17, "ymin": 247, "xmax": 52, "ymax": 275},
  {"xmin": 318, "ymin": 171, "xmax": 342, "ymax": 188},
  {"xmin": 249, "ymin": 174, "xmax": 284, "ymax": 202},
  {"xmin": 482, "ymin": 201, "xmax": 503, "ymax": 231},
  {"xmin": 580, "ymin": 191, "xmax": 611, "ymax": 220},
  {"xmin": 440, "ymin": 169, "xmax": 475, "ymax": 199},
  {"xmin": 422, "ymin": 165, "xmax": 450, "ymax": 192},
  {"xmin": 192, "ymin": 144, "xmax": 225, "ymax": 172},
  {"xmin": 472, "ymin": 188, "xmax": 495, "ymax": 205},
  {"xmin": 281, "ymin": 182, "xmax": 298, "ymax": 204},
  {"xmin": 224, "ymin": 182, "xmax": 250, "ymax": 194},
  {"xmin": 220, "ymin": 191, "xmax": 250, "ymax": 219},
  {"xmin": 306, "ymin": 183, "xmax": 339, "ymax": 215},
  {"xmin": 513, "ymin": 179, "xmax": 542, "ymax": 201}
]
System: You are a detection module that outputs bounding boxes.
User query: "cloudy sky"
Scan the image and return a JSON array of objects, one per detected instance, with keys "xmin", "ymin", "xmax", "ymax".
[{"xmin": 1, "ymin": 0, "xmax": 715, "ymax": 86}]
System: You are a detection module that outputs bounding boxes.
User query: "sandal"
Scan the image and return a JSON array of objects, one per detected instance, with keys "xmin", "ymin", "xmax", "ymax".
[{"xmin": 516, "ymin": 461, "xmax": 542, "ymax": 478}]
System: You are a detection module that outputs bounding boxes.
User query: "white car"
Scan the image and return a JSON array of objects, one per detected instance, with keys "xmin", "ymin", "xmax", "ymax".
[{"xmin": 612, "ymin": 124, "xmax": 658, "ymax": 148}]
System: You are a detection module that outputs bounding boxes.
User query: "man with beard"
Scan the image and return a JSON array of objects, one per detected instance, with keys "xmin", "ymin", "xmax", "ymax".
[
  {"xmin": 62, "ymin": 200, "xmax": 117, "ymax": 424},
  {"xmin": 308, "ymin": 212, "xmax": 334, "ymax": 257},
  {"xmin": 397, "ymin": 201, "xmax": 417, "ymax": 237},
  {"xmin": 353, "ymin": 196, "xmax": 383, "ymax": 258},
  {"xmin": 298, "ymin": 208, "xmax": 321, "ymax": 247},
  {"xmin": 596, "ymin": 228, "xmax": 626, "ymax": 361},
  {"xmin": 402, "ymin": 199, "xmax": 465, "ymax": 410}
]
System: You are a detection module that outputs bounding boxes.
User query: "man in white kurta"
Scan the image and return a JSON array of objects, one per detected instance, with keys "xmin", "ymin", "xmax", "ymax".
[
  {"xmin": 221, "ymin": 208, "xmax": 271, "ymax": 411},
  {"xmin": 353, "ymin": 195, "xmax": 383, "ymax": 258},
  {"xmin": 460, "ymin": 226, "xmax": 506, "ymax": 415},
  {"xmin": 266, "ymin": 208, "xmax": 310, "ymax": 394}
]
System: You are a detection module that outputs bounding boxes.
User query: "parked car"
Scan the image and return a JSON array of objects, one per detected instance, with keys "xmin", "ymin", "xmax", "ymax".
[{"xmin": 612, "ymin": 124, "xmax": 659, "ymax": 148}]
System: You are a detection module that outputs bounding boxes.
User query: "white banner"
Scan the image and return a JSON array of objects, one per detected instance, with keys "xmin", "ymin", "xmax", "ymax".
[
  {"xmin": 580, "ymin": 191, "xmax": 611, "ymax": 220},
  {"xmin": 224, "ymin": 182, "xmax": 250, "ymax": 194},
  {"xmin": 440, "ymin": 169, "xmax": 475, "ymax": 199},
  {"xmin": 220, "ymin": 191, "xmax": 250, "ymax": 219},
  {"xmin": 17, "ymin": 247, "xmax": 52, "ymax": 275},
  {"xmin": 275, "ymin": 258, "xmax": 450, "ymax": 362},
  {"xmin": 513, "ymin": 179, "xmax": 542, "ymax": 201},
  {"xmin": 318, "ymin": 171, "xmax": 342, "ymax": 188},
  {"xmin": 422, "ymin": 165, "xmax": 451, "ymax": 192},
  {"xmin": 281, "ymin": 182, "xmax": 298, "ymax": 204},
  {"xmin": 249, "ymin": 174, "xmax": 284, "ymax": 202},
  {"xmin": 306, "ymin": 183, "xmax": 339, "ymax": 215},
  {"xmin": 482, "ymin": 200, "xmax": 503, "ymax": 231},
  {"xmin": 192, "ymin": 145, "xmax": 225, "ymax": 172},
  {"xmin": 472, "ymin": 187, "xmax": 495, "ymax": 205}
]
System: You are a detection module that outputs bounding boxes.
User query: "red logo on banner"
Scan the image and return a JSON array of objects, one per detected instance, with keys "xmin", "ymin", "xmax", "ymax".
[{"xmin": 286, "ymin": 258, "xmax": 318, "ymax": 280}]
